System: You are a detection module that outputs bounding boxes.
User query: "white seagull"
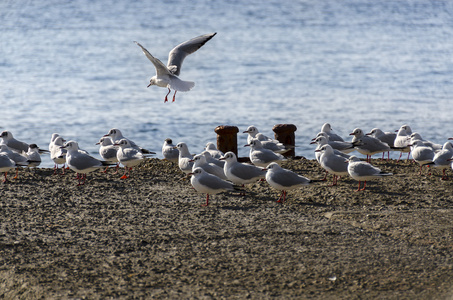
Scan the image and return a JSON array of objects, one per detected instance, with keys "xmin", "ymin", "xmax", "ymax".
[
  {"xmin": 204, "ymin": 142, "xmax": 224, "ymax": 159},
  {"xmin": 96, "ymin": 136, "xmax": 119, "ymax": 173},
  {"xmin": 174, "ymin": 142, "xmax": 194, "ymax": 175},
  {"xmin": 115, "ymin": 139, "xmax": 151, "ymax": 179},
  {"xmin": 0, "ymin": 131, "xmax": 30, "ymax": 153},
  {"xmin": 320, "ymin": 123, "xmax": 344, "ymax": 142},
  {"xmin": 264, "ymin": 162, "xmax": 311, "ymax": 203},
  {"xmin": 349, "ymin": 128, "xmax": 391, "ymax": 162},
  {"xmin": 50, "ymin": 136, "xmax": 67, "ymax": 174},
  {"xmin": 315, "ymin": 144, "xmax": 349, "ymax": 186},
  {"xmin": 0, "ymin": 153, "xmax": 19, "ymax": 183},
  {"xmin": 61, "ymin": 141, "xmax": 114, "ymax": 185},
  {"xmin": 347, "ymin": 156, "xmax": 392, "ymax": 191},
  {"xmin": 162, "ymin": 138, "xmax": 179, "ymax": 163},
  {"xmin": 410, "ymin": 140, "xmax": 435, "ymax": 175},
  {"xmin": 103, "ymin": 128, "xmax": 154, "ymax": 154},
  {"xmin": 190, "ymin": 153, "xmax": 227, "ymax": 180},
  {"xmin": 189, "ymin": 167, "xmax": 236, "ymax": 207},
  {"xmin": 394, "ymin": 126, "xmax": 412, "ymax": 161},
  {"xmin": 24, "ymin": 144, "xmax": 41, "ymax": 168},
  {"xmin": 134, "ymin": 32, "xmax": 217, "ymax": 102},
  {"xmin": 220, "ymin": 151, "xmax": 266, "ymax": 185},
  {"xmin": 428, "ymin": 142, "xmax": 453, "ymax": 180},
  {"xmin": 245, "ymin": 139, "xmax": 285, "ymax": 168}
]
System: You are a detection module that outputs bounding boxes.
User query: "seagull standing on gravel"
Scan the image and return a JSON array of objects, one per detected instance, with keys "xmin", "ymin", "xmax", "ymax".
[
  {"xmin": 115, "ymin": 139, "xmax": 152, "ymax": 179},
  {"xmin": 0, "ymin": 154, "xmax": 20, "ymax": 183},
  {"xmin": 394, "ymin": 126, "xmax": 412, "ymax": 161},
  {"xmin": 189, "ymin": 167, "xmax": 236, "ymax": 206},
  {"xmin": 311, "ymin": 135, "xmax": 352, "ymax": 181},
  {"xmin": 220, "ymin": 151, "xmax": 266, "ymax": 185},
  {"xmin": 134, "ymin": 32, "xmax": 217, "ymax": 102},
  {"xmin": 410, "ymin": 140, "xmax": 435, "ymax": 175},
  {"xmin": 50, "ymin": 136, "xmax": 67, "ymax": 174},
  {"xmin": 0, "ymin": 130, "xmax": 30, "ymax": 153},
  {"xmin": 428, "ymin": 142, "xmax": 453, "ymax": 180},
  {"xmin": 49, "ymin": 133, "xmax": 61, "ymax": 152},
  {"xmin": 366, "ymin": 128, "xmax": 396, "ymax": 160},
  {"xmin": 315, "ymin": 144, "xmax": 349, "ymax": 186},
  {"xmin": 349, "ymin": 128, "xmax": 391, "ymax": 162},
  {"xmin": 0, "ymin": 144, "xmax": 33, "ymax": 179},
  {"xmin": 24, "ymin": 144, "xmax": 42, "ymax": 168},
  {"xmin": 96, "ymin": 136, "xmax": 119, "ymax": 173},
  {"xmin": 162, "ymin": 138, "xmax": 179, "ymax": 163},
  {"xmin": 103, "ymin": 128, "xmax": 154, "ymax": 154},
  {"xmin": 264, "ymin": 162, "xmax": 311, "ymax": 203},
  {"xmin": 245, "ymin": 139, "xmax": 285, "ymax": 168},
  {"xmin": 175, "ymin": 142, "xmax": 194, "ymax": 175},
  {"xmin": 410, "ymin": 133, "xmax": 442, "ymax": 152},
  {"xmin": 62, "ymin": 141, "xmax": 114, "ymax": 185},
  {"xmin": 347, "ymin": 156, "xmax": 393, "ymax": 191}
]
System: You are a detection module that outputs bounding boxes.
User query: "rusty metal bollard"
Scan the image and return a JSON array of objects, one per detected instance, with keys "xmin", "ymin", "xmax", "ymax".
[
  {"xmin": 272, "ymin": 124, "xmax": 297, "ymax": 158},
  {"xmin": 215, "ymin": 125, "xmax": 239, "ymax": 157}
]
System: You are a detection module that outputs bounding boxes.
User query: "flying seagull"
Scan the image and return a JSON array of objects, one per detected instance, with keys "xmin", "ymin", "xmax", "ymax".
[{"xmin": 134, "ymin": 32, "xmax": 217, "ymax": 102}]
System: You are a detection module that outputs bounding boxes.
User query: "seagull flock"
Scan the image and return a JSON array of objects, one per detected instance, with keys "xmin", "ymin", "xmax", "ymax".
[
  {"xmin": 1, "ymin": 122, "xmax": 452, "ymax": 206},
  {"xmin": 2, "ymin": 33, "xmax": 452, "ymax": 205}
]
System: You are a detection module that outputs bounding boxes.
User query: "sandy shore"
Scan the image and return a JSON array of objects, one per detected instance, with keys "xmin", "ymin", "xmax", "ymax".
[{"xmin": 0, "ymin": 158, "xmax": 452, "ymax": 299}]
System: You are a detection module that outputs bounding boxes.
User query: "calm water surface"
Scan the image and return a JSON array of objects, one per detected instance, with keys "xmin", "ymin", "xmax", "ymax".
[{"xmin": 1, "ymin": 0, "xmax": 452, "ymax": 167}]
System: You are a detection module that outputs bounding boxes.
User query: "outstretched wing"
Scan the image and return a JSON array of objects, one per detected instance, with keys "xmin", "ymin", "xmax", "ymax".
[
  {"xmin": 167, "ymin": 32, "xmax": 217, "ymax": 76},
  {"xmin": 134, "ymin": 41, "xmax": 171, "ymax": 76}
]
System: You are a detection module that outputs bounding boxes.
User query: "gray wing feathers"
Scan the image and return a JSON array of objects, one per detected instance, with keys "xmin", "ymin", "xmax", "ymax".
[
  {"xmin": 134, "ymin": 41, "xmax": 171, "ymax": 76},
  {"xmin": 167, "ymin": 33, "xmax": 217, "ymax": 76},
  {"xmin": 272, "ymin": 170, "xmax": 309, "ymax": 187},
  {"xmin": 71, "ymin": 154, "xmax": 102, "ymax": 170},
  {"xmin": 231, "ymin": 163, "xmax": 263, "ymax": 180},
  {"xmin": 199, "ymin": 174, "xmax": 233, "ymax": 191}
]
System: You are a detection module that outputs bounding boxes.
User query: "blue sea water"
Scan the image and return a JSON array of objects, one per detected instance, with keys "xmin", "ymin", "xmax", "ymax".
[{"xmin": 1, "ymin": 0, "xmax": 452, "ymax": 167}]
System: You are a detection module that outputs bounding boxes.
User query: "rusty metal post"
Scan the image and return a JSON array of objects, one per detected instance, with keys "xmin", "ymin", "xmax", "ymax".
[
  {"xmin": 214, "ymin": 125, "xmax": 239, "ymax": 157},
  {"xmin": 272, "ymin": 124, "xmax": 297, "ymax": 158}
]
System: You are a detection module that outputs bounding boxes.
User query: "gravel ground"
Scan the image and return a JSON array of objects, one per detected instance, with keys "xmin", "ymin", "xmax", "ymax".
[{"xmin": 0, "ymin": 158, "xmax": 452, "ymax": 299}]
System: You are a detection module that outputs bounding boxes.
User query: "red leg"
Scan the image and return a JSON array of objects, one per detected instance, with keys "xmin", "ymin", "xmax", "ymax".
[
  {"xmin": 277, "ymin": 191, "xmax": 286, "ymax": 203},
  {"xmin": 120, "ymin": 167, "xmax": 129, "ymax": 179},
  {"xmin": 77, "ymin": 173, "xmax": 83, "ymax": 186},
  {"xmin": 360, "ymin": 181, "xmax": 367, "ymax": 191},
  {"xmin": 397, "ymin": 152, "xmax": 403, "ymax": 162},
  {"xmin": 113, "ymin": 163, "xmax": 119, "ymax": 174},
  {"xmin": 330, "ymin": 174, "xmax": 337, "ymax": 186},
  {"xmin": 322, "ymin": 170, "xmax": 328, "ymax": 181},
  {"xmin": 164, "ymin": 88, "xmax": 171, "ymax": 102},
  {"xmin": 172, "ymin": 91, "xmax": 177, "ymax": 102},
  {"xmin": 355, "ymin": 181, "xmax": 362, "ymax": 192},
  {"xmin": 2, "ymin": 172, "xmax": 8, "ymax": 183},
  {"xmin": 201, "ymin": 194, "xmax": 210, "ymax": 206}
]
